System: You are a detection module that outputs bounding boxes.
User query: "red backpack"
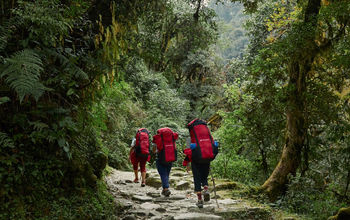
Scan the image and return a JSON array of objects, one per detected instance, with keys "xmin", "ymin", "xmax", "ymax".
[
  {"xmin": 135, "ymin": 128, "xmax": 150, "ymax": 158},
  {"xmin": 187, "ymin": 119, "xmax": 218, "ymax": 163},
  {"xmin": 152, "ymin": 127, "xmax": 178, "ymax": 165}
]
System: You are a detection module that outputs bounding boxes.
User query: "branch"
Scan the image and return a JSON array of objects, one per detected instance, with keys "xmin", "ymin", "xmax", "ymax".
[
  {"xmin": 193, "ymin": 0, "xmax": 201, "ymax": 22},
  {"xmin": 318, "ymin": 17, "xmax": 350, "ymax": 53}
]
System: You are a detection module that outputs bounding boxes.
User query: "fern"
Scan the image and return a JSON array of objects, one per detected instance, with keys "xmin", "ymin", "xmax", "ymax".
[
  {"xmin": 0, "ymin": 25, "xmax": 7, "ymax": 52},
  {"xmin": 29, "ymin": 121, "xmax": 49, "ymax": 132},
  {"xmin": 43, "ymin": 48, "xmax": 88, "ymax": 80},
  {"xmin": 0, "ymin": 132, "xmax": 15, "ymax": 148},
  {"xmin": 0, "ymin": 97, "xmax": 10, "ymax": 105},
  {"xmin": 0, "ymin": 49, "xmax": 47, "ymax": 102}
]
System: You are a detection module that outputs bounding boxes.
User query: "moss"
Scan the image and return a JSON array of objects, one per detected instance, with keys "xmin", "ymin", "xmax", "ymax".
[
  {"xmin": 215, "ymin": 181, "xmax": 239, "ymax": 191},
  {"xmin": 0, "ymin": 179, "xmax": 117, "ymax": 220},
  {"xmin": 329, "ymin": 207, "xmax": 350, "ymax": 220},
  {"xmin": 92, "ymin": 151, "xmax": 108, "ymax": 178},
  {"xmin": 146, "ymin": 176, "xmax": 162, "ymax": 188},
  {"xmin": 84, "ymin": 164, "xmax": 97, "ymax": 187}
]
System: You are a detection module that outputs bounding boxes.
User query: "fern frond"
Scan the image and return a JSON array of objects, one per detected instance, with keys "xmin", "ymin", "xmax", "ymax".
[
  {"xmin": 67, "ymin": 63, "xmax": 89, "ymax": 80},
  {"xmin": 29, "ymin": 121, "xmax": 49, "ymax": 132},
  {"xmin": 43, "ymin": 48, "xmax": 88, "ymax": 80},
  {"xmin": 0, "ymin": 49, "xmax": 47, "ymax": 102},
  {"xmin": 0, "ymin": 96, "xmax": 10, "ymax": 105},
  {"xmin": 0, "ymin": 25, "xmax": 7, "ymax": 52},
  {"xmin": 0, "ymin": 132, "xmax": 15, "ymax": 148}
]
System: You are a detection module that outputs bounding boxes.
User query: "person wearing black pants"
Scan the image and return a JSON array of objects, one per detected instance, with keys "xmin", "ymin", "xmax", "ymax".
[
  {"xmin": 190, "ymin": 161, "xmax": 210, "ymax": 208},
  {"xmin": 191, "ymin": 161, "xmax": 210, "ymax": 192},
  {"xmin": 184, "ymin": 137, "xmax": 211, "ymax": 208}
]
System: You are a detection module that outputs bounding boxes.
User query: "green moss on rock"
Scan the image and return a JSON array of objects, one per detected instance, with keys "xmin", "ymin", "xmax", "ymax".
[
  {"xmin": 329, "ymin": 207, "xmax": 350, "ymax": 220},
  {"xmin": 92, "ymin": 151, "xmax": 108, "ymax": 178},
  {"xmin": 146, "ymin": 176, "xmax": 162, "ymax": 188}
]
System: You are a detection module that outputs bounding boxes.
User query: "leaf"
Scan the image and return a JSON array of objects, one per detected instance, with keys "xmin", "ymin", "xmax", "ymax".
[
  {"xmin": 58, "ymin": 138, "xmax": 66, "ymax": 148},
  {"xmin": 67, "ymin": 88, "xmax": 75, "ymax": 96},
  {"xmin": 0, "ymin": 132, "xmax": 15, "ymax": 148},
  {"xmin": 0, "ymin": 49, "xmax": 48, "ymax": 103},
  {"xmin": 0, "ymin": 96, "xmax": 10, "ymax": 105},
  {"xmin": 63, "ymin": 143, "xmax": 69, "ymax": 153},
  {"xmin": 29, "ymin": 121, "xmax": 49, "ymax": 132}
]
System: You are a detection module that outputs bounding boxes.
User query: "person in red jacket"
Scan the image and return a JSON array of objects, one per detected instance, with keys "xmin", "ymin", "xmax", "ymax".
[
  {"xmin": 129, "ymin": 133, "xmax": 150, "ymax": 187},
  {"xmin": 183, "ymin": 119, "xmax": 219, "ymax": 208},
  {"xmin": 183, "ymin": 138, "xmax": 210, "ymax": 208},
  {"xmin": 152, "ymin": 127, "xmax": 178, "ymax": 196}
]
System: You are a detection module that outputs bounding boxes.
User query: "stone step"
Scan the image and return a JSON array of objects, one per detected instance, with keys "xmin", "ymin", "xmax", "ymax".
[{"xmin": 174, "ymin": 212, "xmax": 223, "ymax": 220}]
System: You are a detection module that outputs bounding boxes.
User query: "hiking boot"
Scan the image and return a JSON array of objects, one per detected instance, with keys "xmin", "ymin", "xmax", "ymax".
[
  {"xmin": 203, "ymin": 187, "xmax": 210, "ymax": 202},
  {"xmin": 196, "ymin": 200, "xmax": 204, "ymax": 208},
  {"xmin": 161, "ymin": 189, "xmax": 171, "ymax": 197},
  {"xmin": 141, "ymin": 182, "xmax": 146, "ymax": 187}
]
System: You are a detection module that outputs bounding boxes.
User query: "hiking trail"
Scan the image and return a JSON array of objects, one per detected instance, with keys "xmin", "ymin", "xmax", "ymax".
[{"xmin": 105, "ymin": 167, "xmax": 294, "ymax": 220}]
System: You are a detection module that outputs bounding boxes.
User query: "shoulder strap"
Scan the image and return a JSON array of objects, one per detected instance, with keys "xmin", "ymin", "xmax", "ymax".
[{"xmin": 160, "ymin": 133, "xmax": 164, "ymax": 150}]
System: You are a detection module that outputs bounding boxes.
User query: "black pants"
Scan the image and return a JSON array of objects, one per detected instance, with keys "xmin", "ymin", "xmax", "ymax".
[{"xmin": 191, "ymin": 161, "xmax": 210, "ymax": 192}]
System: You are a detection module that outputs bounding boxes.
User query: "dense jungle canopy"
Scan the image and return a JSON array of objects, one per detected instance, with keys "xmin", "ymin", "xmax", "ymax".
[{"xmin": 1, "ymin": 0, "xmax": 350, "ymax": 219}]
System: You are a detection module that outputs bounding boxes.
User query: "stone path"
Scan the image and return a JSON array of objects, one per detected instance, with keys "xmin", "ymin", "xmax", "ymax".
[{"xmin": 105, "ymin": 167, "xmax": 275, "ymax": 220}]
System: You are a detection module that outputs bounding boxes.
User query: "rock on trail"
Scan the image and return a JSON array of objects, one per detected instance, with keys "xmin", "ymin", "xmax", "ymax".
[{"xmin": 105, "ymin": 168, "xmax": 276, "ymax": 220}]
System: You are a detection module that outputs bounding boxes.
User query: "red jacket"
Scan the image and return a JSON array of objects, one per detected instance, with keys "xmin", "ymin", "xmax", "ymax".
[{"xmin": 182, "ymin": 148, "xmax": 192, "ymax": 166}]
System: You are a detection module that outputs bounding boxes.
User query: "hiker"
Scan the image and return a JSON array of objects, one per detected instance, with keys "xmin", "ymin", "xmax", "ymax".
[
  {"xmin": 129, "ymin": 128, "xmax": 151, "ymax": 187},
  {"xmin": 152, "ymin": 127, "xmax": 178, "ymax": 196},
  {"xmin": 183, "ymin": 119, "xmax": 219, "ymax": 208}
]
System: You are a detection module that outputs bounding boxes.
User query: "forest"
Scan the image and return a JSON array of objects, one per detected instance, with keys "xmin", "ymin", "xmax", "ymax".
[{"xmin": 0, "ymin": 0, "xmax": 349, "ymax": 219}]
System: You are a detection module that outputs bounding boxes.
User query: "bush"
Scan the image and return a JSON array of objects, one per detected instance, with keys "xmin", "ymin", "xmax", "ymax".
[
  {"xmin": 211, "ymin": 153, "xmax": 258, "ymax": 184},
  {"xmin": 276, "ymin": 174, "xmax": 347, "ymax": 219}
]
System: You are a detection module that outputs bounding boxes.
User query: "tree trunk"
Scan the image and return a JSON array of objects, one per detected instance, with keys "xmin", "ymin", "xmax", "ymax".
[
  {"xmin": 259, "ymin": 141, "xmax": 268, "ymax": 177},
  {"xmin": 261, "ymin": 60, "xmax": 307, "ymax": 200},
  {"xmin": 261, "ymin": 0, "xmax": 321, "ymax": 201}
]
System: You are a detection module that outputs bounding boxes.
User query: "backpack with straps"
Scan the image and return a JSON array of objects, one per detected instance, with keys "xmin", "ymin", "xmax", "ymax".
[
  {"xmin": 135, "ymin": 128, "xmax": 150, "ymax": 158},
  {"xmin": 187, "ymin": 119, "xmax": 218, "ymax": 163},
  {"xmin": 153, "ymin": 127, "xmax": 178, "ymax": 165}
]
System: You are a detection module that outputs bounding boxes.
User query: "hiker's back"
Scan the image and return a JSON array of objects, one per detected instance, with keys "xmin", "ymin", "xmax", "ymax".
[
  {"xmin": 154, "ymin": 127, "xmax": 178, "ymax": 165},
  {"xmin": 135, "ymin": 128, "xmax": 150, "ymax": 158},
  {"xmin": 187, "ymin": 119, "xmax": 218, "ymax": 163}
]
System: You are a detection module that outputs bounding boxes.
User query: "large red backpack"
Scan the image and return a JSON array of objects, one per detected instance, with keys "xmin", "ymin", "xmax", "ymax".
[
  {"xmin": 187, "ymin": 119, "xmax": 218, "ymax": 163},
  {"xmin": 135, "ymin": 128, "xmax": 150, "ymax": 158},
  {"xmin": 152, "ymin": 127, "xmax": 178, "ymax": 165}
]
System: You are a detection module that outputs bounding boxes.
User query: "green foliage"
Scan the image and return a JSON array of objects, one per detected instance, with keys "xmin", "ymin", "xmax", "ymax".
[
  {"xmin": 210, "ymin": 1, "xmax": 249, "ymax": 62},
  {"xmin": 12, "ymin": 0, "xmax": 73, "ymax": 47},
  {"xmin": 1, "ymin": 49, "xmax": 47, "ymax": 102},
  {"xmin": 92, "ymin": 81, "xmax": 145, "ymax": 170},
  {"xmin": 212, "ymin": 153, "xmax": 258, "ymax": 183},
  {"xmin": 221, "ymin": 0, "xmax": 350, "ymax": 218},
  {"xmin": 0, "ymin": 179, "xmax": 117, "ymax": 220},
  {"xmin": 276, "ymin": 174, "xmax": 347, "ymax": 220},
  {"xmin": 125, "ymin": 59, "xmax": 190, "ymax": 133},
  {"xmin": 0, "ymin": 0, "xmax": 117, "ymax": 218},
  {"xmin": 213, "ymin": 83, "xmax": 284, "ymax": 182}
]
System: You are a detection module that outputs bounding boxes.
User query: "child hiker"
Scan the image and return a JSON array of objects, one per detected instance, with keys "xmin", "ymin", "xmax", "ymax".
[
  {"xmin": 152, "ymin": 127, "xmax": 178, "ymax": 196},
  {"xmin": 183, "ymin": 119, "xmax": 218, "ymax": 208},
  {"xmin": 129, "ymin": 128, "xmax": 151, "ymax": 187}
]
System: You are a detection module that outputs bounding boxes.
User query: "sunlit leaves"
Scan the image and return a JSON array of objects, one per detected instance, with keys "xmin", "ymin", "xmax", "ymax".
[{"xmin": 265, "ymin": 1, "xmax": 301, "ymax": 43}]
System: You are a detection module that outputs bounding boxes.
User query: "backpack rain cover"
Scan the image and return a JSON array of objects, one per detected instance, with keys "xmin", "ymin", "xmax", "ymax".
[{"xmin": 187, "ymin": 119, "xmax": 218, "ymax": 163}]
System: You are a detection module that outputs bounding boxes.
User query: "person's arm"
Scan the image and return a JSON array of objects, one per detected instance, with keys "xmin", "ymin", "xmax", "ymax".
[
  {"xmin": 131, "ymin": 138, "xmax": 136, "ymax": 148},
  {"xmin": 152, "ymin": 143, "xmax": 156, "ymax": 154},
  {"xmin": 186, "ymin": 163, "xmax": 191, "ymax": 173},
  {"xmin": 129, "ymin": 138, "xmax": 136, "ymax": 157}
]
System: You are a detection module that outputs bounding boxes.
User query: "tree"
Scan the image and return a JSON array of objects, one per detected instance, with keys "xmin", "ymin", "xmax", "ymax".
[{"xmin": 238, "ymin": 0, "xmax": 350, "ymax": 200}]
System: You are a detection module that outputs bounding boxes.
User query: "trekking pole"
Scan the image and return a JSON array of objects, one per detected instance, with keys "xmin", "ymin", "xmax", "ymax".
[{"xmin": 210, "ymin": 170, "xmax": 219, "ymax": 208}]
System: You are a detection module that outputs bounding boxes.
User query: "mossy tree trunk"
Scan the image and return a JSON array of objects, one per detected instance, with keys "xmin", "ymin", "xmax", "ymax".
[
  {"xmin": 261, "ymin": 0, "xmax": 322, "ymax": 201},
  {"xmin": 261, "ymin": 59, "xmax": 311, "ymax": 200}
]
